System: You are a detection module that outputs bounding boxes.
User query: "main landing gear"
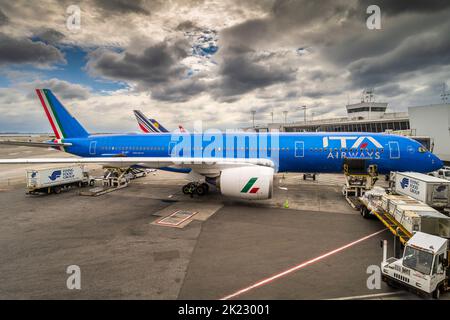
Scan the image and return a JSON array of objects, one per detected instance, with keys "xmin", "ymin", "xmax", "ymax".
[{"xmin": 182, "ymin": 182, "xmax": 210, "ymax": 197}]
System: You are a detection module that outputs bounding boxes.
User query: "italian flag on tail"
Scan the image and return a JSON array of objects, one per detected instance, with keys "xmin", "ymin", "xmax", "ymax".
[
  {"xmin": 36, "ymin": 89, "xmax": 66, "ymax": 141},
  {"xmin": 35, "ymin": 89, "xmax": 88, "ymax": 151}
]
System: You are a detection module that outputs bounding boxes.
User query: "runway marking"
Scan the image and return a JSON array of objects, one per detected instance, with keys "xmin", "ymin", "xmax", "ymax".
[
  {"xmin": 327, "ymin": 291, "xmax": 405, "ymax": 300},
  {"xmin": 221, "ymin": 228, "xmax": 387, "ymax": 300}
]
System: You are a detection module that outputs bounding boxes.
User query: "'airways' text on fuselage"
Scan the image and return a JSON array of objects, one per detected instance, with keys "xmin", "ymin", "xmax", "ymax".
[{"xmin": 326, "ymin": 150, "xmax": 381, "ymax": 159}]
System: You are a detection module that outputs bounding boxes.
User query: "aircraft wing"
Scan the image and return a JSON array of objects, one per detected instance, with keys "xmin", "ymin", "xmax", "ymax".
[
  {"xmin": 0, "ymin": 140, "xmax": 72, "ymax": 148},
  {"xmin": 0, "ymin": 157, "xmax": 274, "ymax": 176}
]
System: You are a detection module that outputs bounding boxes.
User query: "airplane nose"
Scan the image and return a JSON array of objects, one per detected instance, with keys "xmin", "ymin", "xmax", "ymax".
[{"xmin": 430, "ymin": 153, "xmax": 443, "ymax": 172}]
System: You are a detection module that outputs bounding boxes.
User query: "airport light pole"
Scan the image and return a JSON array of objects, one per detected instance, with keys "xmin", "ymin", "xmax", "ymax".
[
  {"xmin": 301, "ymin": 105, "xmax": 306, "ymax": 123},
  {"xmin": 251, "ymin": 110, "xmax": 256, "ymax": 128},
  {"xmin": 283, "ymin": 111, "xmax": 288, "ymax": 124}
]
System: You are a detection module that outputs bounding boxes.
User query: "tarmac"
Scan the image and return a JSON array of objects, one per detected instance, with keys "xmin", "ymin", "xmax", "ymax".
[{"xmin": 0, "ymin": 141, "xmax": 443, "ymax": 299}]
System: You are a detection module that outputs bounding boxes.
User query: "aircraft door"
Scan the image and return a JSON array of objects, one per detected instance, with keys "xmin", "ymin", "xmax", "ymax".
[
  {"xmin": 295, "ymin": 141, "xmax": 304, "ymax": 158},
  {"xmin": 389, "ymin": 141, "xmax": 400, "ymax": 159},
  {"xmin": 89, "ymin": 141, "xmax": 97, "ymax": 155}
]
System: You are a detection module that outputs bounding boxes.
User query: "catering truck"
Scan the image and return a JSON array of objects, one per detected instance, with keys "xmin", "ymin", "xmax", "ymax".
[
  {"xmin": 26, "ymin": 166, "xmax": 92, "ymax": 194},
  {"xmin": 393, "ymin": 172, "xmax": 450, "ymax": 209},
  {"xmin": 381, "ymin": 232, "xmax": 450, "ymax": 299}
]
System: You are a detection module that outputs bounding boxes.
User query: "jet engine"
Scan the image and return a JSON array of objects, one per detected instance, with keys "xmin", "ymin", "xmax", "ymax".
[{"xmin": 217, "ymin": 166, "xmax": 274, "ymax": 200}]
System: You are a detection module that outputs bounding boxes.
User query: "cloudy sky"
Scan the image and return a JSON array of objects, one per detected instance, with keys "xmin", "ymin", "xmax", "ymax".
[{"xmin": 0, "ymin": 0, "xmax": 449, "ymax": 133}]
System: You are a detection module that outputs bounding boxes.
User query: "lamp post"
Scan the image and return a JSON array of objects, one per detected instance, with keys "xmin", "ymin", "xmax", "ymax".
[
  {"xmin": 251, "ymin": 110, "xmax": 256, "ymax": 128},
  {"xmin": 301, "ymin": 105, "xmax": 306, "ymax": 123}
]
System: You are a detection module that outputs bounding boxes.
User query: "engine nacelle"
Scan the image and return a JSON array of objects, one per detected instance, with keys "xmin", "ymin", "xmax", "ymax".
[{"xmin": 218, "ymin": 166, "xmax": 274, "ymax": 200}]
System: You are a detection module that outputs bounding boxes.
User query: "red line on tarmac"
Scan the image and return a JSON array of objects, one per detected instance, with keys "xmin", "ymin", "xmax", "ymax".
[{"xmin": 221, "ymin": 228, "xmax": 387, "ymax": 300}]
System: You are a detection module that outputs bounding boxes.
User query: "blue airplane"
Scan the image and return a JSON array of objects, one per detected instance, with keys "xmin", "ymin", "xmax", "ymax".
[{"xmin": 0, "ymin": 89, "xmax": 443, "ymax": 199}]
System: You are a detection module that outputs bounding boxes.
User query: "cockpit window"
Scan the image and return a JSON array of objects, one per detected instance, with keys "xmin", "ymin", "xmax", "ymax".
[{"xmin": 418, "ymin": 146, "xmax": 427, "ymax": 153}]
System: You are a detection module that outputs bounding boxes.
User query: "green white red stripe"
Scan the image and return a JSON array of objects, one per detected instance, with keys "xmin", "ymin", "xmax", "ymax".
[
  {"xmin": 240, "ymin": 177, "xmax": 259, "ymax": 194},
  {"xmin": 36, "ymin": 89, "xmax": 65, "ymax": 151}
]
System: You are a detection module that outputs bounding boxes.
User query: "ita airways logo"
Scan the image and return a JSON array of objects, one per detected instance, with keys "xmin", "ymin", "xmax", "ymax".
[
  {"xmin": 49, "ymin": 170, "xmax": 62, "ymax": 181},
  {"xmin": 400, "ymin": 177, "xmax": 409, "ymax": 189},
  {"xmin": 241, "ymin": 177, "xmax": 259, "ymax": 194}
]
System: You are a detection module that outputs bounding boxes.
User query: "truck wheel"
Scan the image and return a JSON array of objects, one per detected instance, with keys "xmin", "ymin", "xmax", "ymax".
[
  {"xmin": 89, "ymin": 180, "xmax": 95, "ymax": 186},
  {"xmin": 361, "ymin": 207, "xmax": 370, "ymax": 219},
  {"xmin": 53, "ymin": 186, "xmax": 61, "ymax": 194},
  {"xmin": 433, "ymin": 287, "xmax": 441, "ymax": 299}
]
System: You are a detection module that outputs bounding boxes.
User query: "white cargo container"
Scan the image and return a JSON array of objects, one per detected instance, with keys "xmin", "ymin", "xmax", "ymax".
[
  {"xmin": 392, "ymin": 204, "xmax": 450, "ymax": 238},
  {"xmin": 381, "ymin": 194, "xmax": 423, "ymax": 215},
  {"xmin": 26, "ymin": 166, "xmax": 91, "ymax": 194},
  {"xmin": 394, "ymin": 172, "xmax": 450, "ymax": 208}
]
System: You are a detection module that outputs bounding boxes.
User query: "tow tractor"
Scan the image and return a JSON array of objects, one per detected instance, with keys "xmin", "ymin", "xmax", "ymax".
[{"xmin": 381, "ymin": 232, "xmax": 450, "ymax": 299}]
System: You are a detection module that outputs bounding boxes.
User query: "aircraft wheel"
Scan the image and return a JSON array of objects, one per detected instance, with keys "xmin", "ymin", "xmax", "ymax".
[
  {"xmin": 196, "ymin": 183, "xmax": 207, "ymax": 196},
  {"xmin": 182, "ymin": 184, "xmax": 191, "ymax": 195},
  {"xmin": 53, "ymin": 186, "xmax": 61, "ymax": 194}
]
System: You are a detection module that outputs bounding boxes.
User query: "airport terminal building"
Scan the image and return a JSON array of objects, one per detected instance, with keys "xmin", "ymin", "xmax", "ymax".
[
  {"xmin": 248, "ymin": 101, "xmax": 450, "ymax": 163},
  {"xmin": 252, "ymin": 102, "xmax": 409, "ymax": 133}
]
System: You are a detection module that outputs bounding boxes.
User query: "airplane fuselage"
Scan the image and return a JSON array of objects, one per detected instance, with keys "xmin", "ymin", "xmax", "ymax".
[{"xmin": 60, "ymin": 132, "xmax": 442, "ymax": 174}]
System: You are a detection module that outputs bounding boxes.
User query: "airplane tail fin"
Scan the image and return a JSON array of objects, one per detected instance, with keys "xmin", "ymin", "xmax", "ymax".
[
  {"xmin": 149, "ymin": 118, "xmax": 169, "ymax": 133},
  {"xmin": 36, "ymin": 89, "xmax": 89, "ymax": 139},
  {"xmin": 134, "ymin": 110, "xmax": 157, "ymax": 133}
]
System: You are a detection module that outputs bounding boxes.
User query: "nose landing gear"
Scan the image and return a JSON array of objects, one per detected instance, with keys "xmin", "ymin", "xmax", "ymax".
[{"xmin": 182, "ymin": 182, "xmax": 210, "ymax": 197}]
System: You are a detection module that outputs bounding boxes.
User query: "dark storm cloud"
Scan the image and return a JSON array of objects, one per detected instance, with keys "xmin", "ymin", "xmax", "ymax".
[
  {"xmin": 348, "ymin": 21, "xmax": 450, "ymax": 87},
  {"xmin": 214, "ymin": 46, "xmax": 297, "ymax": 98},
  {"xmin": 24, "ymin": 79, "xmax": 91, "ymax": 100},
  {"xmin": 376, "ymin": 83, "xmax": 408, "ymax": 98},
  {"xmin": 150, "ymin": 79, "xmax": 207, "ymax": 102},
  {"xmin": 0, "ymin": 33, "xmax": 65, "ymax": 66},
  {"xmin": 34, "ymin": 29, "xmax": 65, "ymax": 45},
  {"xmin": 87, "ymin": 39, "xmax": 190, "ymax": 86},
  {"xmin": 93, "ymin": 0, "xmax": 151, "ymax": 15},
  {"xmin": 176, "ymin": 20, "xmax": 199, "ymax": 31},
  {"xmin": 0, "ymin": 8, "xmax": 9, "ymax": 25},
  {"xmin": 357, "ymin": 0, "xmax": 450, "ymax": 15},
  {"xmin": 220, "ymin": 0, "xmax": 450, "ymax": 94}
]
